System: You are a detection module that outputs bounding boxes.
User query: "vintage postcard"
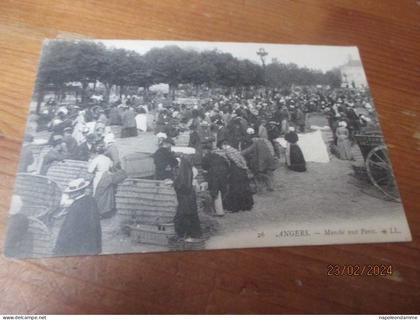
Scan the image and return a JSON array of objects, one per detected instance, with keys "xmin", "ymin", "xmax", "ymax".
[{"xmin": 4, "ymin": 40, "xmax": 411, "ymax": 258}]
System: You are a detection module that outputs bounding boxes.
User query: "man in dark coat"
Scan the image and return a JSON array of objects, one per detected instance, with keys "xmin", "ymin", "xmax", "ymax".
[
  {"xmin": 121, "ymin": 106, "xmax": 138, "ymax": 137},
  {"xmin": 63, "ymin": 127, "xmax": 78, "ymax": 157},
  {"xmin": 241, "ymin": 131, "xmax": 278, "ymax": 192},
  {"xmin": 72, "ymin": 133, "xmax": 95, "ymax": 161},
  {"xmin": 152, "ymin": 138, "xmax": 178, "ymax": 180},
  {"xmin": 108, "ymin": 105, "xmax": 122, "ymax": 125},
  {"xmin": 39, "ymin": 136, "xmax": 66, "ymax": 175},
  {"xmin": 54, "ymin": 179, "xmax": 102, "ymax": 256},
  {"xmin": 201, "ymin": 146, "xmax": 230, "ymax": 208},
  {"xmin": 295, "ymin": 107, "xmax": 306, "ymax": 133}
]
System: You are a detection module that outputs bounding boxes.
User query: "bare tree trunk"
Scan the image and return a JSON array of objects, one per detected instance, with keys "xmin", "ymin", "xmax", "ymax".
[
  {"xmin": 81, "ymin": 81, "xmax": 89, "ymax": 103},
  {"xmin": 169, "ymin": 83, "xmax": 177, "ymax": 101},
  {"xmin": 144, "ymin": 86, "xmax": 150, "ymax": 103},
  {"xmin": 104, "ymin": 83, "xmax": 111, "ymax": 103},
  {"xmin": 36, "ymin": 88, "xmax": 45, "ymax": 114}
]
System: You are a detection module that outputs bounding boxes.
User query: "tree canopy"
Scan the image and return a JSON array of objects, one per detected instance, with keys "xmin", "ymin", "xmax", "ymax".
[{"xmin": 35, "ymin": 40, "xmax": 342, "ymax": 105}]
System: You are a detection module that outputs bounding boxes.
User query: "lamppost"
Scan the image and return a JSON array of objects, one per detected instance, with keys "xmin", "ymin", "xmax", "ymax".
[{"xmin": 257, "ymin": 48, "xmax": 268, "ymax": 86}]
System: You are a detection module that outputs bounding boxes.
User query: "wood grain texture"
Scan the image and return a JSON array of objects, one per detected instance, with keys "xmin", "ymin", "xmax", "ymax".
[{"xmin": 0, "ymin": 0, "xmax": 419, "ymax": 314}]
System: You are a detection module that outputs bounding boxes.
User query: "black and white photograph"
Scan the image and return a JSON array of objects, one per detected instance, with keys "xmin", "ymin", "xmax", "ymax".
[{"xmin": 4, "ymin": 40, "xmax": 411, "ymax": 259}]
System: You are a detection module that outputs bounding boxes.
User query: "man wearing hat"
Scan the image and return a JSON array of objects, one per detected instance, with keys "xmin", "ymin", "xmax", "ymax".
[
  {"xmin": 39, "ymin": 135, "xmax": 66, "ymax": 175},
  {"xmin": 54, "ymin": 178, "xmax": 102, "ymax": 256},
  {"xmin": 72, "ymin": 133, "xmax": 95, "ymax": 161},
  {"xmin": 152, "ymin": 137, "xmax": 178, "ymax": 180},
  {"xmin": 295, "ymin": 107, "xmax": 306, "ymax": 133},
  {"xmin": 121, "ymin": 105, "xmax": 137, "ymax": 138},
  {"xmin": 63, "ymin": 127, "xmax": 78, "ymax": 157},
  {"xmin": 108, "ymin": 104, "xmax": 122, "ymax": 126}
]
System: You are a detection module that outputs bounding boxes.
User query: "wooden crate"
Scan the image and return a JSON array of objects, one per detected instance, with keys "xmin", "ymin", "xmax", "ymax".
[
  {"xmin": 14, "ymin": 173, "xmax": 62, "ymax": 210},
  {"xmin": 129, "ymin": 223, "xmax": 176, "ymax": 246},
  {"xmin": 46, "ymin": 160, "xmax": 90, "ymax": 190}
]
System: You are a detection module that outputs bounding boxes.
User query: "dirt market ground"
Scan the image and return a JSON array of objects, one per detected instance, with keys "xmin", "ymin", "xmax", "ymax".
[{"xmin": 99, "ymin": 114, "xmax": 405, "ymax": 254}]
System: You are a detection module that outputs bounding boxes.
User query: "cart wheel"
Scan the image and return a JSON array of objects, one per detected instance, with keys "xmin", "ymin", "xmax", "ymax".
[{"xmin": 366, "ymin": 145, "xmax": 400, "ymax": 201}]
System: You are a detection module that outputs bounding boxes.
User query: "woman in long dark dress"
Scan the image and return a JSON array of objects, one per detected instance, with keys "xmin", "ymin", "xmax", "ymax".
[
  {"xmin": 173, "ymin": 157, "xmax": 202, "ymax": 240},
  {"xmin": 220, "ymin": 141, "xmax": 254, "ymax": 212},
  {"xmin": 284, "ymin": 127, "xmax": 306, "ymax": 172}
]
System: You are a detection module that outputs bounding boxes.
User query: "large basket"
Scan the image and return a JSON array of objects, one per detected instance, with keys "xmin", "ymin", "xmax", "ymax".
[
  {"xmin": 116, "ymin": 178, "xmax": 178, "ymax": 228},
  {"xmin": 46, "ymin": 160, "xmax": 90, "ymax": 190},
  {"xmin": 14, "ymin": 173, "xmax": 62, "ymax": 210}
]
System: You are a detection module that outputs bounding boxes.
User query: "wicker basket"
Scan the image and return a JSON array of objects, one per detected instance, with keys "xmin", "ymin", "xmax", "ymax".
[
  {"xmin": 14, "ymin": 173, "xmax": 62, "ymax": 210},
  {"xmin": 46, "ymin": 160, "xmax": 90, "ymax": 190},
  {"xmin": 116, "ymin": 178, "xmax": 178, "ymax": 232}
]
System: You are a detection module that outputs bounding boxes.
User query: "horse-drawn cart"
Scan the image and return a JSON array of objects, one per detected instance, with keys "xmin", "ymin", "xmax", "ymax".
[{"xmin": 353, "ymin": 131, "xmax": 400, "ymax": 201}]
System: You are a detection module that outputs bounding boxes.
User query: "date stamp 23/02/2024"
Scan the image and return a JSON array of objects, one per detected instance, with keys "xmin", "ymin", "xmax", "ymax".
[{"xmin": 327, "ymin": 264, "xmax": 393, "ymax": 276}]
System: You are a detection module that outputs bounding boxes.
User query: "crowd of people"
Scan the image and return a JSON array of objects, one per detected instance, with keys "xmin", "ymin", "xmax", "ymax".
[{"xmin": 12, "ymin": 85, "xmax": 378, "ymax": 256}]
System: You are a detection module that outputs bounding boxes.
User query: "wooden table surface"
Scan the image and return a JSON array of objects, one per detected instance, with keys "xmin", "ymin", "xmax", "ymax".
[{"xmin": 0, "ymin": 0, "xmax": 419, "ymax": 314}]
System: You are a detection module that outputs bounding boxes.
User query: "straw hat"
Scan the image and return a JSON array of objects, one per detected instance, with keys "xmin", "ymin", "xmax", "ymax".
[
  {"xmin": 246, "ymin": 127, "xmax": 255, "ymax": 135},
  {"xmin": 156, "ymin": 132, "xmax": 168, "ymax": 139},
  {"xmin": 64, "ymin": 178, "xmax": 90, "ymax": 193}
]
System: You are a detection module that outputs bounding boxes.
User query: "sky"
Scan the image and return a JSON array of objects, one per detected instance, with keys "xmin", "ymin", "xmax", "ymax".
[{"xmin": 99, "ymin": 40, "xmax": 362, "ymax": 72}]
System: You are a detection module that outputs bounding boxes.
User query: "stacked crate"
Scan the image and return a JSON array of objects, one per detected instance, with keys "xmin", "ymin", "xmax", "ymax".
[
  {"xmin": 115, "ymin": 178, "xmax": 178, "ymax": 246},
  {"xmin": 46, "ymin": 160, "xmax": 91, "ymax": 190}
]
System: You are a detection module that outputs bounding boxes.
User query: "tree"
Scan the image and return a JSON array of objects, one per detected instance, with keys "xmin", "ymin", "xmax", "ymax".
[
  {"xmin": 35, "ymin": 40, "xmax": 80, "ymax": 113},
  {"xmin": 98, "ymin": 48, "xmax": 132, "ymax": 101},
  {"xmin": 324, "ymin": 69, "xmax": 342, "ymax": 88},
  {"xmin": 237, "ymin": 59, "xmax": 264, "ymax": 87},
  {"xmin": 34, "ymin": 40, "xmax": 344, "ymax": 111},
  {"xmin": 71, "ymin": 41, "xmax": 107, "ymax": 102},
  {"xmin": 144, "ymin": 45, "xmax": 192, "ymax": 100}
]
